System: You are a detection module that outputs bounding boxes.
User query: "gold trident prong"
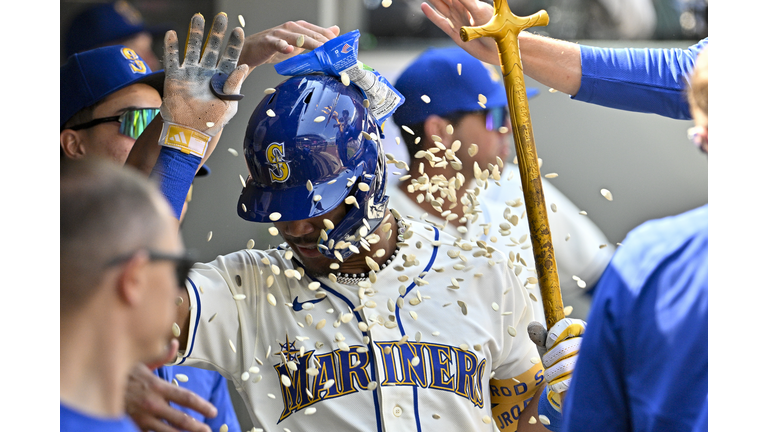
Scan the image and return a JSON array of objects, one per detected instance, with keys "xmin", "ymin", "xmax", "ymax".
[{"xmin": 460, "ymin": 1, "xmax": 565, "ymax": 330}]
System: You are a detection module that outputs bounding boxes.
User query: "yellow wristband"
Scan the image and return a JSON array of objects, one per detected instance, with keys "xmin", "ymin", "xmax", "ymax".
[{"xmin": 159, "ymin": 121, "xmax": 211, "ymax": 157}]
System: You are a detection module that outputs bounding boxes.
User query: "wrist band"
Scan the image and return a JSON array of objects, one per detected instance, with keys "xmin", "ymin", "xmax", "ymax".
[
  {"xmin": 158, "ymin": 121, "xmax": 211, "ymax": 157},
  {"xmin": 150, "ymin": 146, "xmax": 201, "ymax": 219},
  {"xmin": 538, "ymin": 387, "xmax": 563, "ymax": 432}
]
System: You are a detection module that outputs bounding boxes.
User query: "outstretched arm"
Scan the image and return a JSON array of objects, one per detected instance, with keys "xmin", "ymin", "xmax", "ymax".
[
  {"xmin": 238, "ymin": 20, "xmax": 340, "ymax": 75},
  {"xmin": 421, "ymin": 0, "xmax": 582, "ymax": 95}
]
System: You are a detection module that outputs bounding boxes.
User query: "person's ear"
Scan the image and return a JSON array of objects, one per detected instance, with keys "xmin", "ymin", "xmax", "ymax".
[
  {"xmin": 60, "ymin": 129, "xmax": 87, "ymax": 159},
  {"xmin": 423, "ymin": 114, "xmax": 451, "ymax": 145},
  {"xmin": 116, "ymin": 251, "xmax": 150, "ymax": 307}
]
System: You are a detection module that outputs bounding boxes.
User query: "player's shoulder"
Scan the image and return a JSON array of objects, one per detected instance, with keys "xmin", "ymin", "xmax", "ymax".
[{"xmin": 611, "ymin": 204, "xmax": 707, "ymax": 291}]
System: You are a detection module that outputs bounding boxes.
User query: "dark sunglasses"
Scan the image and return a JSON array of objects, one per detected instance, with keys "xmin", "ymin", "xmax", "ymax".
[
  {"xmin": 106, "ymin": 249, "xmax": 196, "ymax": 288},
  {"xmin": 69, "ymin": 108, "xmax": 160, "ymax": 139}
]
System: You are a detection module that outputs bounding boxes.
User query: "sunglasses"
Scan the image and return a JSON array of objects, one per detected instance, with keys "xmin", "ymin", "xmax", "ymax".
[
  {"xmin": 484, "ymin": 106, "xmax": 511, "ymax": 132},
  {"xmin": 69, "ymin": 108, "xmax": 160, "ymax": 139},
  {"xmin": 106, "ymin": 249, "xmax": 196, "ymax": 288},
  {"xmin": 444, "ymin": 106, "xmax": 510, "ymax": 133}
]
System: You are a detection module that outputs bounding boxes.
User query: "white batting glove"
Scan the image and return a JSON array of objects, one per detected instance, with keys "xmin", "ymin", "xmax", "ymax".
[
  {"xmin": 161, "ymin": 12, "xmax": 248, "ymax": 137},
  {"xmin": 527, "ymin": 318, "xmax": 586, "ymax": 411}
]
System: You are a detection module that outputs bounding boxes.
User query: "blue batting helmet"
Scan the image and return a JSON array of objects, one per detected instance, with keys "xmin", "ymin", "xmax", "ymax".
[{"xmin": 238, "ymin": 74, "xmax": 389, "ymax": 261}]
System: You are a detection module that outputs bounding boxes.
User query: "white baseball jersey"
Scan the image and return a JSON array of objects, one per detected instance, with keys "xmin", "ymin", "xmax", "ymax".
[
  {"xmin": 388, "ymin": 164, "xmax": 614, "ymax": 319},
  {"xmin": 174, "ymin": 217, "xmax": 543, "ymax": 431}
]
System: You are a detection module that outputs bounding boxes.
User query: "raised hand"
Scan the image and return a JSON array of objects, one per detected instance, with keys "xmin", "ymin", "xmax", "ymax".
[
  {"xmin": 161, "ymin": 12, "xmax": 249, "ymax": 137},
  {"xmin": 238, "ymin": 20, "xmax": 340, "ymax": 72},
  {"xmin": 421, "ymin": 0, "xmax": 500, "ymax": 65}
]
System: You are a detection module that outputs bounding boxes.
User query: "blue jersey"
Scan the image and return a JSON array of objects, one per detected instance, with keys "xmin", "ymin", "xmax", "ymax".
[
  {"xmin": 574, "ymin": 38, "xmax": 708, "ymax": 120},
  {"xmin": 155, "ymin": 365, "xmax": 241, "ymax": 432},
  {"xmin": 61, "ymin": 403, "xmax": 139, "ymax": 432},
  {"xmin": 563, "ymin": 205, "xmax": 708, "ymax": 432}
]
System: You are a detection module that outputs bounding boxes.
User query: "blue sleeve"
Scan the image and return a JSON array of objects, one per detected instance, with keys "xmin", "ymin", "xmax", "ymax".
[
  {"xmin": 573, "ymin": 38, "xmax": 708, "ymax": 120},
  {"xmin": 203, "ymin": 373, "xmax": 241, "ymax": 432},
  {"xmin": 562, "ymin": 264, "xmax": 631, "ymax": 432},
  {"xmin": 149, "ymin": 146, "xmax": 200, "ymax": 219}
]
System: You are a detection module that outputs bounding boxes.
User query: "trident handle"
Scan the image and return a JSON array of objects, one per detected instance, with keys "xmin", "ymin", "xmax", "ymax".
[{"xmin": 461, "ymin": 1, "xmax": 564, "ymax": 329}]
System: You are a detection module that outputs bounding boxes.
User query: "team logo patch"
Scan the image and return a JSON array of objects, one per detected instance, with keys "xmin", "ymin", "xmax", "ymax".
[
  {"xmin": 121, "ymin": 47, "xmax": 147, "ymax": 74},
  {"xmin": 266, "ymin": 142, "xmax": 290, "ymax": 182}
]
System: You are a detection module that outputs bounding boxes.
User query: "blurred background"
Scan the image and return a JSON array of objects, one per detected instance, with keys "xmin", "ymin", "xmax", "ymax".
[{"xmin": 61, "ymin": 1, "xmax": 707, "ymax": 430}]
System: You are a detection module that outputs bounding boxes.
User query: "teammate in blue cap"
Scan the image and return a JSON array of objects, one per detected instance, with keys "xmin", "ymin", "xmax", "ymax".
[
  {"xmin": 60, "ymin": 31, "xmax": 243, "ymax": 432},
  {"xmin": 390, "ymin": 47, "xmax": 614, "ymax": 320},
  {"xmin": 64, "ymin": 0, "xmax": 167, "ymax": 70}
]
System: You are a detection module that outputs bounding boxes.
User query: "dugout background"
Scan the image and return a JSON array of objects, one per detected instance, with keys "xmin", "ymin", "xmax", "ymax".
[{"xmin": 61, "ymin": 1, "xmax": 708, "ymax": 431}]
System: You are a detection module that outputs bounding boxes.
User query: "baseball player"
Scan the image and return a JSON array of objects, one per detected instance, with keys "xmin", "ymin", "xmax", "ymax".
[
  {"xmin": 59, "ymin": 43, "xmax": 240, "ymax": 432},
  {"xmin": 139, "ymin": 13, "xmax": 584, "ymax": 429},
  {"xmin": 61, "ymin": 157, "xmax": 191, "ymax": 432},
  {"xmin": 389, "ymin": 46, "xmax": 614, "ymax": 319}
]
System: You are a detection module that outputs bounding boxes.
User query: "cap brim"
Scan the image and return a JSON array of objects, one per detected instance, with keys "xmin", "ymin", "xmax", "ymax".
[{"xmin": 238, "ymin": 167, "xmax": 363, "ymax": 223}]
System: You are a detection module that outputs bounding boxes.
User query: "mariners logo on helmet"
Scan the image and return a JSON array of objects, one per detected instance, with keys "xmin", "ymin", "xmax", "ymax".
[{"xmin": 266, "ymin": 142, "xmax": 290, "ymax": 182}]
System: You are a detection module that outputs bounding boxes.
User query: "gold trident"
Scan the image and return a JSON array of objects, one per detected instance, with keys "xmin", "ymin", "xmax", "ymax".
[{"xmin": 460, "ymin": 1, "xmax": 564, "ymax": 329}]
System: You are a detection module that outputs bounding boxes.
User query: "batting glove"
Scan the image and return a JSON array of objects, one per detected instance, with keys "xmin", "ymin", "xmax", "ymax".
[
  {"xmin": 528, "ymin": 317, "xmax": 585, "ymax": 404},
  {"xmin": 161, "ymin": 12, "xmax": 248, "ymax": 138}
]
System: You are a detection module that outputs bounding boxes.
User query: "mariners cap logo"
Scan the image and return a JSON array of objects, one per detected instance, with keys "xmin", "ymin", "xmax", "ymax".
[
  {"xmin": 114, "ymin": 0, "xmax": 144, "ymax": 26},
  {"xmin": 120, "ymin": 47, "xmax": 148, "ymax": 74},
  {"xmin": 266, "ymin": 142, "xmax": 291, "ymax": 182}
]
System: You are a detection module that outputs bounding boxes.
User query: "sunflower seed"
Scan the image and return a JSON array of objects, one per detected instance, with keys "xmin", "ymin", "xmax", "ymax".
[
  {"xmin": 340, "ymin": 72, "xmax": 350, "ymax": 86},
  {"xmin": 579, "ymin": 210, "xmax": 588, "ymax": 215},
  {"xmin": 314, "ymin": 116, "xmax": 325, "ymax": 123},
  {"xmin": 457, "ymin": 301, "xmax": 468, "ymax": 315},
  {"xmin": 529, "ymin": 416, "xmax": 537, "ymax": 424},
  {"xmin": 266, "ymin": 109, "xmax": 275, "ymax": 117},
  {"xmin": 363, "ymin": 99, "xmax": 370, "ymax": 108},
  {"xmin": 267, "ymin": 293, "xmax": 277, "ymax": 306},
  {"xmin": 172, "ymin": 323, "xmax": 180, "ymax": 337},
  {"xmin": 544, "ymin": 173, "xmax": 558, "ymax": 179},
  {"xmin": 314, "ymin": 195, "xmax": 323, "ymax": 202},
  {"xmin": 421, "ymin": 95, "xmax": 431, "ymax": 103},
  {"xmin": 175, "ymin": 373, "xmax": 189, "ymax": 382},
  {"xmin": 411, "ymin": 357, "xmax": 420, "ymax": 367},
  {"xmin": 531, "ymin": 357, "xmax": 540, "ymax": 364},
  {"xmin": 207, "ymin": 231, "xmax": 213, "ymax": 241},
  {"xmin": 238, "ymin": 14, "xmax": 245, "ymax": 27},
  {"xmin": 281, "ymin": 375, "xmax": 291, "ymax": 387},
  {"xmin": 233, "ymin": 294, "xmax": 246, "ymax": 301},
  {"xmin": 491, "ymin": 302, "xmax": 499, "ymax": 311},
  {"xmin": 323, "ymin": 379, "xmax": 335, "ymax": 390},
  {"xmin": 507, "ymin": 326, "xmax": 517, "ymax": 337},
  {"xmin": 296, "ymin": 34, "xmax": 305, "ymax": 48},
  {"xmin": 539, "ymin": 415, "xmax": 551, "ymax": 425},
  {"xmin": 601, "ymin": 188, "xmax": 613, "ymax": 201},
  {"xmin": 410, "ymin": 311, "xmax": 418, "ymax": 320},
  {"xmin": 227, "ymin": 148, "xmax": 238, "ymax": 157},
  {"xmin": 382, "ymin": 0, "xmax": 392, "ymax": 7},
  {"xmin": 267, "ymin": 393, "xmax": 276, "ymax": 399},
  {"xmin": 206, "ymin": 122, "xmax": 215, "ymax": 128},
  {"xmin": 498, "ymin": 126, "xmax": 509, "ymax": 134},
  {"xmin": 268, "ymin": 212, "xmax": 282, "ymax": 222},
  {"xmin": 468, "ymin": 143, "xmax": 478, "ymax": 157},
  {"xmin": 264, "ymin": 88, "xmax": 276, "ymax": 94},
  {"xmin": 268, "ymin": 227, "xmax": 279, "ymax": 236},
  {"xmin": 401, "ymin": 125, "xmax": 415, "ymax": 135},
  {"xmin": 229, "ymin": 339, "xmax": 237, "ymax": 353}
]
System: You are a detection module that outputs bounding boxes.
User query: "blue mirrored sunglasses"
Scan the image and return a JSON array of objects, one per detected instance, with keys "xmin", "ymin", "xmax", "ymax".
[
  {"xmin": 485, "ymin": 105, "xmax": 510, "ymax": 132},
  {"xmin": 69, "ymin": 108, "xmax": 160, "ymax": 139}
]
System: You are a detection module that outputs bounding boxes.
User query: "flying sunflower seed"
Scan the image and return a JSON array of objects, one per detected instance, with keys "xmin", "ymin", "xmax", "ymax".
[
  {"xmin": 401, "ymin": 125, "xmax": 415, "ymax": 135},
  {"xmin": 264, "ymin": 88, "xmax": 276, "ymax": 94},
  {"xmin": 227, "ymin": 148, "xmax": 238, "ymax": 157},
  {"xmin": 269, "ymin": 212, "xmax": 282, "ymax": 221},
  {"xmin": 280, "ymin": 375, "xmax": 291, "ymax": 387},
  {"xmin": 468, "ymin": 143, "xmax": 478, "ymax": 157},
  {"xmin": 172, "ymin": 323, "xmax": 181, "ymax": 337},
  {"xmin": 539, "ymin": 415, "xmax": 551, "ymax": 426},
  {"xmin": 340, "ymin": 71, "xmax": 350, "ymax": 86},
  {"xmin": 238, "ymin": 14, "xmax": 245, "ymax": 27},
  {"xmin": 233, "ymin": 294, "xmax": 246, "ymax": 300},
  {"xmin": 229, "ymin": 339, "xmax": 237, "ymax": 353},
  {"xmin": 421, "ymin": 95, "xmax": 431, "ymax": 103},
  {"xmin": 268, "ymin": 227, "xmax": 279, "ymax": 236},
  {"xmin": 266, "ymin": 109, "xmax": 275, "ymax": 117},
  {"xmin": 207, "ymin": 122, "xmax": 216, "ymax": 128},
  {"xmin": 544, "ymin": 173, "xmax": 558, "ymax": 179},
  {"xmin": 175, "ymin": 373, "xmax": 189, "ymax": 382},
  {"xmin": 267, "ymin": 293, "xmax": 277, "ymax": 306},
  {"xmin": 382, "ymin": 0, "xmax": 393, "ymax": 7},
  {"xmin": 207, "ymin": 231, "xmax": 213, "ymax": 242},
  {"xmin": 601, "ymin": 188, "xmax": 613, "ymax": 201}
]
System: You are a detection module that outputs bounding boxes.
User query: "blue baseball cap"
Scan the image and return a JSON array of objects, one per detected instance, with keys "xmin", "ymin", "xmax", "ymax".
[
  {"xmin": 392, "ymin": 46, "xmax": 539, "ymax": 126},
  {"xmin": 64, "ymin": 1, "xmax": 169, "ymax": 58},
  {"xmin": 60, "ymin": 45, "xmax": 164, "ymax": 129}
]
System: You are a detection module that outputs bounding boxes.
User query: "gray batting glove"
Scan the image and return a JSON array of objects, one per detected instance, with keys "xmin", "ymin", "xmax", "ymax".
[{"xmin": 161, "ymin": 12, "xmax": 248, "ymax": 137}]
